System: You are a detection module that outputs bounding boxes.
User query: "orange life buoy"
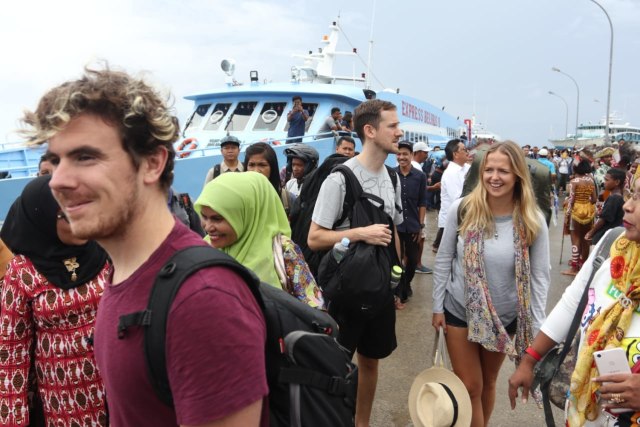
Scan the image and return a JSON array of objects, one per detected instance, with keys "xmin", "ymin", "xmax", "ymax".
[
  {"xmin": 177, "ymin": 138, "xmax": 198, "ymax": 158},
  {"xmin": 259, "ymin": 138, "xmax": 281, "ymax": 146}
]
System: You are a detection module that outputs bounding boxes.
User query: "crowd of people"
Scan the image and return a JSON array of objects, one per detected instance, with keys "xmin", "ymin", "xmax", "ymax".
[{"xmin": 2, "ymin": 65, "xmax": 640, "ymax": 427}]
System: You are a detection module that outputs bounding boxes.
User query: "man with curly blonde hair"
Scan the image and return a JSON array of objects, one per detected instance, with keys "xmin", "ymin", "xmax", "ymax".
[{"xmin": 25, "ymin": 67, "xmax": 267, "ymax": 427}]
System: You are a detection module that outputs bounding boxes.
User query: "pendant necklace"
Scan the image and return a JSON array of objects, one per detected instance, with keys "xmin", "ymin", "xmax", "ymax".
[{"xmin": 63, "ymin": 257, "xmax": 80, "ymax": 281}]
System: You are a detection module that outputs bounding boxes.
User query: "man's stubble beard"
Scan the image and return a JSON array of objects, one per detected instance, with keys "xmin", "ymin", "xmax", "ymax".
[{"xmin": 72, "ymin": 183, "xmax": 140, "ymax": 242}]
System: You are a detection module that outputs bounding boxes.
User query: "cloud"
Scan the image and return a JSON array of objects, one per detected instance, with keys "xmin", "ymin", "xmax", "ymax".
[
  {"xmin": 0, "ymin": 0, "xmax": 316, "ymax": 141},
  {"xmin": 0, "ymin": 0, "xmax": 638, "ymax": 148}
]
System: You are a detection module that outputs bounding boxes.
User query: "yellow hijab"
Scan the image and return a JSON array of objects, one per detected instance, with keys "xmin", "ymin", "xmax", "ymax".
[{"xmin": 194, "ymin": 172, "xmax": 291, "ymax": 288}]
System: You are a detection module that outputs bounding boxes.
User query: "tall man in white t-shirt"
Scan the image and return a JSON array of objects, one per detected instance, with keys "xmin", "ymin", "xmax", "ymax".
[
  {"xmin": 434, "ymin": 139, "xmax": 470, "ymax": 250},
  {"xmin": 309, "ymin": 99, "xmax": 403, "ymax": 427}
]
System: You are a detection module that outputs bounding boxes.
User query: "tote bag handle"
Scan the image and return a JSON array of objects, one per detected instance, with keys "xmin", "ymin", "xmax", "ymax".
[{"xmin": 433, "ymin": 326, "xmax": 451, "ymax": 369}]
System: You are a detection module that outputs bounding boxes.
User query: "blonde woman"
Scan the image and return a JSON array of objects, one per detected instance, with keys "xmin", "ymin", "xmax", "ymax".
[{"xmin": 432, "ymin": 141, "xmax": 550, "ymax": 427}]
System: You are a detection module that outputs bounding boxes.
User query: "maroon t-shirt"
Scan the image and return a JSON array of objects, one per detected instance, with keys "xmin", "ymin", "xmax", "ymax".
[{"xmin": 94, "ymin": 221, "xmax": 268, "ymax": 426}]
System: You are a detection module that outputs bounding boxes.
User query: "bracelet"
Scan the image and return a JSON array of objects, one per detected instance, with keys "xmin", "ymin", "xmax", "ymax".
[{"xmin": 524, "ymin": 347, "xmax": 542, "ymax": 362}]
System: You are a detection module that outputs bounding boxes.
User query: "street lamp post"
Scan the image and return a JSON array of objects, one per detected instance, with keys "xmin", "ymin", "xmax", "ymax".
[
  {"xmin": 551, "ymin": 67, "xmax": 580, "ymax": 137},
  {"xmin": 589, "ymin": 0, "xmax": 614, "ymax": 143},
  {"xmin": 549, "ymin": 91, "xmax": 569, "ymax": 139}
]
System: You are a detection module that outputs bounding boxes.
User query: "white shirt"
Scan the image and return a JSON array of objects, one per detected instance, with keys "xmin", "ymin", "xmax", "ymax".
[
  {"xmin": 437, "ymin": 162, "xmax": 470, "ymax": 228},
  {"xmin": 285, "ymin": 178, "xmax": 302, "ymax": 198}
]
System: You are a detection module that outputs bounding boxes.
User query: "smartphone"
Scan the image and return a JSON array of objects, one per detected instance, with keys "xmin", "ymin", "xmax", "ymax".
[{"xmin": 594, "ymin": 348, "xmax": 632, "ymax": 414}]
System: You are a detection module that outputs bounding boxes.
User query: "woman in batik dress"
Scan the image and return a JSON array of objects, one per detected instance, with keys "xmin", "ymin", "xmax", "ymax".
[
  {"xmin": 563, "ymin": 154, "xmax": 597, "ymax": 276},
  {"xmin": 0, "ymin": 176, "xmax": 110, "ymax": 426}
]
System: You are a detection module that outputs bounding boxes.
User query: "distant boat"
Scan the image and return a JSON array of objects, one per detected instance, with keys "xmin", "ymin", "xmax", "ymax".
[
  {"xmin": 0, "ymin": 19, "xmax": 464, "ymax": 220},
  {"xmin": 469, "ymin": 118, "xmax": 501, "ymax": 145},
  {"xmin": 550, "ymin": 114, "xmax": 640, "ymax": 148}
]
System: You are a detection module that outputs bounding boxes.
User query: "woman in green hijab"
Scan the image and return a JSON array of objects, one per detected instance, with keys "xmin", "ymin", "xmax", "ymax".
[{"xmin": 195, "ymin": 172, "xmax": 323, "ymax": 307}]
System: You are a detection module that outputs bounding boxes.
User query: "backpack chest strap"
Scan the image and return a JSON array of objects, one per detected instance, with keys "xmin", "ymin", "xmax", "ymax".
[
  {"xmin": 117, "ymin": 310, "xmax": 152, "ymax": 339},
  {"xmin": 278, "ymin": 367, "xmax": 351, "ymax": 397}
]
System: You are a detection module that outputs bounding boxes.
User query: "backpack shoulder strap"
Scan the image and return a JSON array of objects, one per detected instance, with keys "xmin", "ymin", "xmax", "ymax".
[
  {"xmin": 385, "ymin": 165, "xmax": 398, "ymax": 189},
  {"xmin": 122, "ymin": 245, "xmax": 263, "ymax": 406},
  {"xmin": 597, "ymin": 226, "xmax": 624, "ymax": 260},
  {"xmin": 177, "ymin": 193, "xmax": 193, "ymax": 215},
  {"xmin": 561, "ymin": 226, "xmax": 621, "ymax": 354},
  {"xmin": 384, "ymin": 165, "xmax": 402, "ymax": 213},
  {"xmin": 213, "ymin": 163, "xmax": 221, "ymax": 179},
  {"xmin": 331, "ymin": 165, "xmax": 363, "ymax": 229},
  {"xmin": 333, "ymin": 164, "xmax": 363, "ymax": 197}
]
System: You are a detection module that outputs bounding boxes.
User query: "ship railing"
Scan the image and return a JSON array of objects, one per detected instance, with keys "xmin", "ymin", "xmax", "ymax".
[
  {"xmin": 175, "ymin": 131, "xmax": 359, "ymax": 158},
  {"xmin": 0, "ymin": 141, "xmax": 29, "ymax": 151},
  {"xmin": 0, "ymin": 164, "xmax": 38, "ymax": 179}
]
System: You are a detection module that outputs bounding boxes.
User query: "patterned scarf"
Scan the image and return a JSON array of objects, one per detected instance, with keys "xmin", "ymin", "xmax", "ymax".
[
  {"xmin": 567, "ymin": 235, "xmax": 640, "ymax": 426},
  {"xmin": 463, "ymin": 216, "xmax": 534, "ymax": 359}
]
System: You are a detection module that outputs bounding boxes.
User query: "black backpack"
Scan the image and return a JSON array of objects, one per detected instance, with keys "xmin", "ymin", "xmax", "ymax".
[
  {"xmin": 290, "ymin": 156, "xmax": 399, "ymax": 277},
  {"xmin": 316, "ymin": 165, "xmax": 399, "ymax": 317},
  {"xmin": 211, "ymin": 163, "xmax": 222, "ymax": 179},
  {"xmin": 118, "ymin": 246, "xmax": 357, "ymax": 427},
  {"xmin": 290, "ymin": 154, "xmax": 350, "ymax": 276},
  {"xmin": 168, "ymin": 191, "xmax": 205, "ymax": 237},
  {"xmin": 211, "ymin": 163, "xmax": 243, "ymax": 180}
]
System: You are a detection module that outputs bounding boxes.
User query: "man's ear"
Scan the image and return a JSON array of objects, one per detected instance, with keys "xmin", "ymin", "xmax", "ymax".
[
  {"xmin": 363, "ymin": 123, "xmax": 376, "ymax": 140},
  {"xmin": 142, "ymin": 146, "xmax": 169, "ymax": 185}
]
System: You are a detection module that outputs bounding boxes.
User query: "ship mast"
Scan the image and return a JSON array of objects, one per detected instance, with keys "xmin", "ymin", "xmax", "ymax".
[{"xmin": 365, "ymin": 0, "xmax": 377, "ymax": 90}]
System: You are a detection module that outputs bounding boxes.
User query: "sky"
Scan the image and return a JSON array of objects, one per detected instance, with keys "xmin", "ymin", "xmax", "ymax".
[{"xmin": 1, "ymin": 0, "xmax": 639, "ymax": 148}]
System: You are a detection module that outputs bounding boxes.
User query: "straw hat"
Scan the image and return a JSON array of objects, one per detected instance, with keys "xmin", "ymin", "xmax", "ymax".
[
  {"xmin": 408, "ymin": 367, "xmax": 472, "ymax": 427},
  {"xmin": 594, "ymin": 147, "xmax": 615, "ymax": 159}
]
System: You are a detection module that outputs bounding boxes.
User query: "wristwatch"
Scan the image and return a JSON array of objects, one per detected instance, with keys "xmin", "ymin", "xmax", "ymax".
[{"xmin": 420, "ymin": 223, "xmax": 425, "ymax": 229}]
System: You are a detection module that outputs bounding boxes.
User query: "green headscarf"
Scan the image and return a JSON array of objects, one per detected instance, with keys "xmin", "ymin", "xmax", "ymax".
[{"xmin": 194, "ymin": 171, "xmax": 291, "ymax": 288}]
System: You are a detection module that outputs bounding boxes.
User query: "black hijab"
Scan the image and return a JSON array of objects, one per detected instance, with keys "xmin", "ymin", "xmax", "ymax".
[{"xmin": 0, "ymin": 176, "xmax": 108, "ymax": 290}]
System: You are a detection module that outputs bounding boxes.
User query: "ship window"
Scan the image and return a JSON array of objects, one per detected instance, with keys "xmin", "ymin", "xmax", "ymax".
[
  {"xmin": 184, "ymin": 103, "xmax": 211, "ymax": 132},
  {"xmin": 225, "ymin": 102, "xmax": 257, "ymax": 131},
  {"xmin": 253, "ymin": 102, "xmax": 287, "ymax": 131},
  {"xmin": 303, "ymin": 104, "xmax": 317, "ymax": 132},
  {"xmin": 204, "ymin": 103, "xmax": 232, "ymax": 131}
]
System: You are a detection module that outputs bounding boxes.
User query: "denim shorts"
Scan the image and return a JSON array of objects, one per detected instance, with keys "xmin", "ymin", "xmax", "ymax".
[{"xmin": 444, "ymin": 308, "xmax": 517, "ymax": 335}]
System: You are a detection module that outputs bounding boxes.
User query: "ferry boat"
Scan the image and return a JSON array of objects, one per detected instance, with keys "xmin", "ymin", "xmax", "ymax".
[
  {"xmin": 0, "ymin": 19, "xmax": 464, "ymax": 220},
  {"xmin": 469, "ymin": 116, "xmax": 501, "ymax": 145},
  {"xmin": 551, "ymin": 115, "xmax": 640, "ymax": 148}
]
